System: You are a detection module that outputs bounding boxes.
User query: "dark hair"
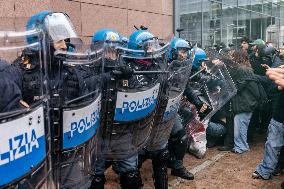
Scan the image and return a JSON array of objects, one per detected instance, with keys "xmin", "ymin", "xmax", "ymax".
[
  {"xmin": 240, "ymin": 37, "xmax": 250, "ymax": 44},
  {"xmin": 231, "ymin": 50, "xmax": 251, "ymax": 68}
]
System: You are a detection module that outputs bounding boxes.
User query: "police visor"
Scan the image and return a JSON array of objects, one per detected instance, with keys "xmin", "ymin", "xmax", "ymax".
[{"xmin": 44, "ymin": 13, "xmax": 81, "ymax": 44}]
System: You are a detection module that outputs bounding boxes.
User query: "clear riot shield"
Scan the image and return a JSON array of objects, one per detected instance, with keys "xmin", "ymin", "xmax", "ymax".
[
  {"xmin": 96, "ymin": 43, "xmax": 169, "ymax": 160},
  {"xmin": 185, "ymin": 60, "xmax": 237, "ymax": 136},
  {"xmin": 50, "ymin": 43, "xmax": 103, "ymax": 189},
  {"xmin": 0, "ymin": 29, "xmax": 52, "ymax": 188},
  {"xmin": 146, "ymin": 59, "xmax": 192, "ymax": 151}
]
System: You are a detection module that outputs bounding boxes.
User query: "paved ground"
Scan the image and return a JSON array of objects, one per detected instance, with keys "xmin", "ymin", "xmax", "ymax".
[{"xmin": 104, "ymin": 134, "xmax": 284, "ymax": 189}]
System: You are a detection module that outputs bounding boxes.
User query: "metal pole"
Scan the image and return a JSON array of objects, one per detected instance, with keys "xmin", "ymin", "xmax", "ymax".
[
  {"xmin": 227, "ymin": 25, "xmax": 229, "ymax": 47},
  {"xmin": 173, "ymin": 0, "xmax": 176, "ymax": 36},
  {"xmin": 201, "ymin": 0, "xmax": 204, "ymax": 47},
  {"xmin": 176, "ymin": 28, "xmax": 184, "ymax": 38}
]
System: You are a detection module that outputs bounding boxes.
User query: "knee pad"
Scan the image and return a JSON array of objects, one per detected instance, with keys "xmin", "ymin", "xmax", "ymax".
[
  {"xmin": 151, "ymin": 149, "xmax": 169, "ymax": 189},
  {"xmin": 152, "ymin": 148, "xmax": 170, "ymax": 165},
  {"xmin": 169, "ymin": 128, "xmax": 187, "ymax": 142},
  {"xmin": 120, "ymin": 170, "xmax": 143, "ymax": 189},
  {"xmin": 169, "ymin": 129, "xmax": 187, "ymax": 160}
]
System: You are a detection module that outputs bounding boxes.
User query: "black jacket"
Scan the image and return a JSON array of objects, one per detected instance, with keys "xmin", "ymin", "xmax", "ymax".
[
  {"xmin": 0, "ymin": 60, "xmax": 23, "ymax": 113},
  {"xmin": 183, "ymin": 83, "xmax": 203, "ymax": 109},
  {"xmin": 254, "ymin": 55, "xmax": 284, "ymax": 102},
  {"xmin": 273, "ymin": 91, "xmax": 284, "ymax": 123},
  {"xmin": 228, "ymin": 66, "xmax": 267, "ymax": 114}
]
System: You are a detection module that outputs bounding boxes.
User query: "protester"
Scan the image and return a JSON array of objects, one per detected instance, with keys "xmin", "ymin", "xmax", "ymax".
[{"xmin": 253, "ymin": 66, "xmax": 284, "ymax": 180}]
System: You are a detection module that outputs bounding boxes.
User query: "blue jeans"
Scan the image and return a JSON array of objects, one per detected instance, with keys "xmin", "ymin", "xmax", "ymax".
[
  {"xmin": 94, "ymin": 154, "xmax": 138, "ymax": 175},
  {"xmin": 207, "ymin": 122, "xmax": 226, "ymax": 137},
  {"xmin": 233, "ymin": 112, "xmax": 252, "ymax": 153},
  {"xmin": 256, "ymin": 119, "xmax": 284, "ymax": 179}
]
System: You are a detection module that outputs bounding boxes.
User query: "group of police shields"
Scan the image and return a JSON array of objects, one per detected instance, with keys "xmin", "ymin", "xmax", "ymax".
[{"xmin": 0, "ymin": 13, "xmax": 235, "ymax": 189}]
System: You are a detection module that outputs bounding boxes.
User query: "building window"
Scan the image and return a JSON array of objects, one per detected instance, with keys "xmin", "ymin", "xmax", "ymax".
[{"xmin": 175, "ymin": 0, "xmax": 283, "ymax": 48}]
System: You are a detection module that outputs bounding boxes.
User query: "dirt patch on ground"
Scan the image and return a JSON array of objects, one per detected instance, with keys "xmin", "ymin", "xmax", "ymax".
[{"xmin": 104, "ymin": 135, "xmax": 284, "ymax": 189}]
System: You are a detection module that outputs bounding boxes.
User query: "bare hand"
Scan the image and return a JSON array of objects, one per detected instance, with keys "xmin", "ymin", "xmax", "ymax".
[
  {"xmin": 261, "ymin": 64, "xmax": 270, "ymax": 70},
  {"xmin": 20, "ymin": 100, "xmax": 30, "ymax": 108},
  {"xmin": 266, "ymin": 67, "xmax": 284, "ymax": 90},
  {"xmin": 199, "ymin": 103, "xmax": 208, "ymax": 113},
  {"xmin": 201, "ymin": 61, "xmax": 207, "ymax": 70},
  {"xmin": 212, "ymin": 59, "xmax": 222, "ymax": 65}
]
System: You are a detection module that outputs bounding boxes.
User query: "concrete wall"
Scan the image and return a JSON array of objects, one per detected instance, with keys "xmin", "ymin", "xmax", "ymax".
[{"xmin": 0, "ymin": 0, "xmax": 173, "ymax": 42}]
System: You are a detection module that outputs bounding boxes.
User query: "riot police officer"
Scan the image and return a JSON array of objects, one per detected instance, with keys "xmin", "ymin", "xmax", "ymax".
[
  {"xmin": 137, "ymin": 36, "xmax": 193, "ymax": 188},
  {"xmin": 182, "ymin": 47, "xmax": 213, "ymax": 158},
  {"xmin": 12, "ymin": 10, "xmax": 83, "ymax": 104},
  {"xmin": 13, "ymin": 10, "xmax": 101, "ymax": 189},
  {"xmin": 90, "ymin": 29, "xmax": 143, "ymax": 189},
  {"xmin": 0, "ymin": 16, "xmax": 53, "ymax": 189},
  {"xmin": 166, "ymin": 38, "xmax": 194, "ymax": 180}
]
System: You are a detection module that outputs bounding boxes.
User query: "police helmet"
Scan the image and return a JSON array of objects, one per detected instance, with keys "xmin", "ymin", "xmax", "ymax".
[
  {"xmin": 192, "ymin": 48, "xmax": 207, "ymax": 70},
  {"xmin": 92, "ymin": 29, "xmax": 122, "ymax": 45},
  {"xmin": 128, "ymin": 30, "xmax": 160, "ymax": 52},
  {"xmin": 26, "ymin": 10, "xmax": 80, "ymax": 44},
  {"xmin": 168, "ymin": 37, "xmax": 191, "ymax": 61}
]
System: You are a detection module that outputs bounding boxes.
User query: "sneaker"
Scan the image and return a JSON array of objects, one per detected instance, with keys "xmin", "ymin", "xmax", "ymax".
[
  {"xmin": 206, "ymin": 141, "xmax": 217, "ymax": 148},
  {"xmin": 252, "ymin": 171, "xmax": 270, "ymax": 180},
  {"xmin": 231, "ymin": 149, "xmax": 242, "ymax": 154},
  {"xmin": 171, "ymin": 167, "xmax": 194, "ymax": 180},
  {"xmin": 218, "ymin": 146, "xmax": 233, "ymax": 151},
  {"xmin": 272, "ymin": 166, "xmax": 283, "ymax": 176},
  {"xmin": 206, "ymin": 135, "xmax": 217, "ymax": 148}
]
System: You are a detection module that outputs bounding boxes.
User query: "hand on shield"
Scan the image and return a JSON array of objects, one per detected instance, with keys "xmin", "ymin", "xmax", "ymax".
[
  {"xmin": 211, "ymin": 59, "xmax": 222, "ymax": 65},
  {"xmin": 201, "ymin": 61, "xmax": 207, "ymax": 70},
  {"xmin": 199, "ymin": 103, "xmax": 208, "ymax": 113},
  {"xmin": 198, "ymin": 104, "xmax": 213, "ymax": 121},
  {"xmin": 112, "ymin": 66, "xmax": 134, "ymax": 79},
  {"xmin": 19, "ymin": 100, "xmax": 30, "ymax": 108}
]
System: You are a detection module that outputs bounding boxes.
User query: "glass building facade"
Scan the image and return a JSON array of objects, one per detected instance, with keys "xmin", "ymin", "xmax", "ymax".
[{"xmin": 174, "ymin": 0, "xmax": 284, "ymax": 48}]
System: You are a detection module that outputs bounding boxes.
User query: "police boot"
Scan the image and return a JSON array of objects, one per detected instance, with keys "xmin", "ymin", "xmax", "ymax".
[
  {"xmin": 152, "ymin": 149, "xmax": 169, "ymax": 189},
  {"xmin": 120, "ymin": 170, "xmax": 143, "ymax": 189},
  {"xmin": 171, "ymin": 166, "xmax": 194, "ymax": 180},
  {"xmin": 90, "ymin": 174, "xmax": 105, "ymax": 189},
  {"xmin": 168, "ymin": 130, "xmax": 194, "ymax": 180}
]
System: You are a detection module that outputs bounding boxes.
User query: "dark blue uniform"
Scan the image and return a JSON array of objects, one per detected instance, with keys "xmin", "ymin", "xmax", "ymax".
[{"xmin": 0, "ymin": 60, "xmax": 22, "ymax": 113}]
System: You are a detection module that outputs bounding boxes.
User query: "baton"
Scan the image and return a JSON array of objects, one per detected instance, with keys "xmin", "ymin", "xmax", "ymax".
[
  {"xmin": 112, "ymin": 70, "xmax": 168, "ymax": 75},
  {"xmin": 133, "ymin": 70, "xmax": 168, "ymax": 74},
  {"xmin": 189, "ymin": 67, "xmax": 206, "ymax": 80}
]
